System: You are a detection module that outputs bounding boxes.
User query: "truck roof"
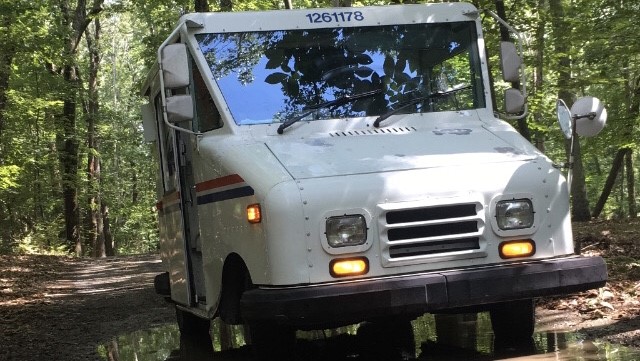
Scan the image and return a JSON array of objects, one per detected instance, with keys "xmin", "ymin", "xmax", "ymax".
[{"xmin": 178, "ymin": 3, "xmax": 478, "ymax": 33}]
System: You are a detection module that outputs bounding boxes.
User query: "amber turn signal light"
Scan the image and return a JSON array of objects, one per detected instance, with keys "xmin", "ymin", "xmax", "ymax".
[
  {"xmin": 499, "ymin": 240, "xmax": 535, "ymax": 259},
  {"xmin": 247, "ymin": 204, "xmax": 261, "ymax": 224},
  {"xmin": 330, "ymin": 257, "xmax": 369, "ymax": 278}
]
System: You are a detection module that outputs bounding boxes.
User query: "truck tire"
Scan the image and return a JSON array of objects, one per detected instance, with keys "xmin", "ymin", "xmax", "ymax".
[
  {"xmin": 248, "ymin": 322, "xmax": 296, "ymax": 360},
  {"xmin": 489, "ymin": 299, "xmax": 535, "ymax": 345},
  {"xmin": 175, "ymin": 307, "xmax": 214, "ymax": 357},
  {"xmin": 153, "ymin": 272, "xmax": 170, "ymax": 296},
  {"xmin": 176, "ymin": 307, "xmax": 211, "ymax": 337}
]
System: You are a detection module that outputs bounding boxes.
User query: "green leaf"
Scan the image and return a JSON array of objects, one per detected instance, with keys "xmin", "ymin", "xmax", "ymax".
[{"xmin": 264, "ymin": 72, "xmax": 288, "ymax": 84}]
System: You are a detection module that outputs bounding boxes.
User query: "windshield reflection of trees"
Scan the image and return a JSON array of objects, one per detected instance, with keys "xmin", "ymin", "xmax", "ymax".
[{"xmin": 196, "ymin": 22, "xmax": 479, "ymax": 125}]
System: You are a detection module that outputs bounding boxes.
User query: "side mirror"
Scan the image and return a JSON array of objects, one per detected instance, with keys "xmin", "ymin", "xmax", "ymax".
[
  {"xmin": 161, "ymin": 43, "xmax": 190, "ymax": 89},
  {"xmin": 166, "ymin": 95, "xmax": 194, "ymax": 123},
  {"xmin": 556, "ymin": 99, "xmax": 573, "ymax": 139},
  {"xmin": 500, "ymin": 42, "xmax": 521, "ymax": 83},
  {"xmin": 497, "ymin": 42, "xmax": 527, "ymax": 119},
  {"xmin": 572, "ymin": 96, "xmax": 607, "ymax": 137},
  {"xmin": 557, "ymin": 96, "xmax": 607, "ymax": 191},
  {"xmin": 504, "ymin": 88, "xmax": 525, "ymax": 114},
  {"xmin": 141, "ymin": 103, "xmax": 157, "ymax": 142},
  {"xmin": 556, "ymin": 97, "xmax": 607, "ymax": 138},
  {"xmin": 160, "ymin": 43, "xmax": 194, "ymax": 124}
]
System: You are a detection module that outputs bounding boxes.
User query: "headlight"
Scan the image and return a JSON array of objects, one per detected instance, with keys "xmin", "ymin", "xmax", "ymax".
[
  {"xmin": 326, "ymin": 215, "xmax": 367, "ymax": 247},
  {"xmin": 496, "ymin": 199, "xmax": 534, "ymax": 230}
]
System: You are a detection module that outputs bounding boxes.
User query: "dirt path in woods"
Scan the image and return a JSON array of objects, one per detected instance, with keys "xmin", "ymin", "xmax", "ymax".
[{"xmin": 0, "ymin": 254, "xmax": 175, "ymax": 361}]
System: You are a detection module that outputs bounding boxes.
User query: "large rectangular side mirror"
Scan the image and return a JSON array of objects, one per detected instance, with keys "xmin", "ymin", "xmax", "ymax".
[
  {"xmin": 500, "ymin": 42, "xmax": 522, "ymax": 83},
  {"xmin": 161, "ymin": 43, "xmax": 190, "ymax": 89}
]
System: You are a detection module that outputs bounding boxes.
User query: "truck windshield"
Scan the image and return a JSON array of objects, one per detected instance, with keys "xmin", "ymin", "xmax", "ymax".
[{"xmin": 195, "ymin": 21, "xmax": 485, "ymax": 126}]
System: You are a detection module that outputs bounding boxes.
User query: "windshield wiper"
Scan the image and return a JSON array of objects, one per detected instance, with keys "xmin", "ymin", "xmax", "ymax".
[
  {"xmin": 373, "ymin": 85, "xmax": 472, "ymax": 128},
  {"xmin": 277, "ymin": 89, "xmax": 382, "ymax": 134}
]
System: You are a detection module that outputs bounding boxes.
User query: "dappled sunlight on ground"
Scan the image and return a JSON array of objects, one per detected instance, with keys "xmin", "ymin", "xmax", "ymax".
[
  {"xmin": 0, "ymin": 255, "xmax": 65, "ymax": 306},
  {"xmin": 0, "ymin": 254, "xmax": 175, "ymax": 360},
  {"xmin": 0, "ymin": 255, "xmax": 164, "ymax": 305}
]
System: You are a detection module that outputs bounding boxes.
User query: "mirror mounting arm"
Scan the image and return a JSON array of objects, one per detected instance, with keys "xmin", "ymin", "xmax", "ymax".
[
  {"xmin": 161, "ymin": 106, "xmax": 203, "ymax": 137},
  {"xmin": 572, "ymin": 112, "xmax": 597, "ymax": 121},
  {"xmin": 567, "ymin": 116, "xmax": 579, "ymax": 190}
]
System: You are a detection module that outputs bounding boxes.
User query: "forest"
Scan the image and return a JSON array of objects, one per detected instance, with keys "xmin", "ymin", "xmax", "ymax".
[{"xmin": 0, "ymin": 0, "xmax": 638, "ymax": 257}]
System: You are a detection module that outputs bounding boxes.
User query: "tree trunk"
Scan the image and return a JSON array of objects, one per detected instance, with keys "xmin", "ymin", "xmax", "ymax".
[
  {"xmin": 220, "ymin": 0, "xmax": 232, "ymax": 11},
  {"xmin": 130, "ymin": 161, "xmax": 138, "ymax": 204},
  {"xmin": 0, "ymin": 12, "xmax": 16, "ymax": 164},
  {"xmin": 0, "ymin": 51, "xmax": 13, "ymax": 164},
  {"xmin": 549, "ymin": 0, "xmax": 590, "ymax": 221},
  {"xmin": 195, "ymin": 0, "xmax": 209, "ymax": 12},
  {"xmin": 592, "ymin": 148, "xmax": 628, "ymax": 219},
  {"xmin": 56, "ymin": 0, "xmax": 104, "ymax": 256},
  {"xmin": 566, "ymin": 138, "xmax": 591, "ymax": 221},
  {"xmin": 283, "ymin": 0, "xmax": 293, "ymax": 9},
  {"xmin": 103, "ymin": 203, "xmax": 115, "ymax": 256},
  {"xmin": 86, "ymin": 19, "xmax": 105, "ymax": 257},
  {"xmin": 624, "ymin": 64, "xmax": 640, "ymax": 218},
  {"xmin": 106, "ymin": 339, "xmax": 120, "ymax": 361},
  {"xmin": 331, "ymin": 0, "xmax": 351, "ymax": 6},
  {"xmin": 625, "ymin": 150, "xmax": 636, "ymax": 218},
  {"xmin": 494, "ymin": 0, "xmax": 511, "ymax": 41},
  {"xmin": 532, "ymin": 0, "xmax": 546, "ymax": 152},
  {"xmin": 58, "ymin": 63, "xmax": 82, "ymax": 255}
]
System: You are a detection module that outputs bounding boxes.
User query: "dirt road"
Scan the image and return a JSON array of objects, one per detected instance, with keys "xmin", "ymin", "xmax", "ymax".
[{"xmin": 0, "ymin": 255, "xmax": 175, "ymax": 361}]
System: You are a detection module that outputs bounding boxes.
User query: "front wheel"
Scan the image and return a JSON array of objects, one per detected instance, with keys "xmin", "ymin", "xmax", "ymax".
[
  {"xmin": 489, "ymin": 299, "xmax": 535, "ymax": 346},
  {"xmin": 176, "ymin": 307, "xmax": 211, "ymax": 335},
  {"xmin": 175, "ymin": 308, "xmax": 213, "ymax": 357}
]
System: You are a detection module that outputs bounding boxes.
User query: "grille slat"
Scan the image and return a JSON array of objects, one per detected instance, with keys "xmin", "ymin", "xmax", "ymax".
[
  {"xmin": 389, "ymin": 237, "xmax": 480, "ymax": 258},
  {"xmin": 388, "ymin": 220, "xmax": 477, "ymax": 241},
  {"xmin": 386, "ymin": 204, "xmax": 476, "ymax": 224}
]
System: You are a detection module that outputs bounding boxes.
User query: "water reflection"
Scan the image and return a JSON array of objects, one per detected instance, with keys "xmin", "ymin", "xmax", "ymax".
[
  {"xmin": 100, "ymin": 313, "xmax": 640, "ymax": 361},
  {"xmin": 97, "ymin": 324, "xmax": 179, "ymax": 361}
]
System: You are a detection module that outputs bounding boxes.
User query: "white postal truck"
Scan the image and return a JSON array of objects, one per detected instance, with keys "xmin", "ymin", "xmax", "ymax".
[{"xmin": 141, "ymin": 2, "xmax": 607, "ymax": 352}]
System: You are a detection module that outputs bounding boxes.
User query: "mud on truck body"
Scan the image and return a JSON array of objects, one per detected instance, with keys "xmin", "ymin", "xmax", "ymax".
[{"xmin": 141, "ymin": 2, "xmax": 608, "ymax": 354}]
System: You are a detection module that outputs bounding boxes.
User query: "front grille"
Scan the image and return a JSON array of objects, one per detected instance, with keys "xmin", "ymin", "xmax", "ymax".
[{"xmin": 379, "ymin": 201, "xmax": 485, "ymax": 265}]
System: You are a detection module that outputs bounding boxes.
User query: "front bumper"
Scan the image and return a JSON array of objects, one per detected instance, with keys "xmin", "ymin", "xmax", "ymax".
[{"xmin": 240, "ymin": 256, "xmax": 607, "ymax": 329}]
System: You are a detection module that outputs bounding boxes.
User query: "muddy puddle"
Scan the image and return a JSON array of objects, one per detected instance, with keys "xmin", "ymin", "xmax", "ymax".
[{"xmin": 99, "ymin": 313, "xmax": 640, "ymax": 360}]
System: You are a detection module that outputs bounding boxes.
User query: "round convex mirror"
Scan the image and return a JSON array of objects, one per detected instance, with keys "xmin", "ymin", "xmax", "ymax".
[
  {"xmin": 556, "ymin": 99, "xmax": 573, "ymax": 139},
  {"xmin": 572, "ymin": 96, "xmax": 607, "ymax": 137}
]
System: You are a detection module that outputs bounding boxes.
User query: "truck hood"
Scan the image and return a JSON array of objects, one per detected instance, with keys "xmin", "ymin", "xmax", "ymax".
[{"xmin": 265, "ymin": 125, "xmax": 538, "ymax": 179}]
